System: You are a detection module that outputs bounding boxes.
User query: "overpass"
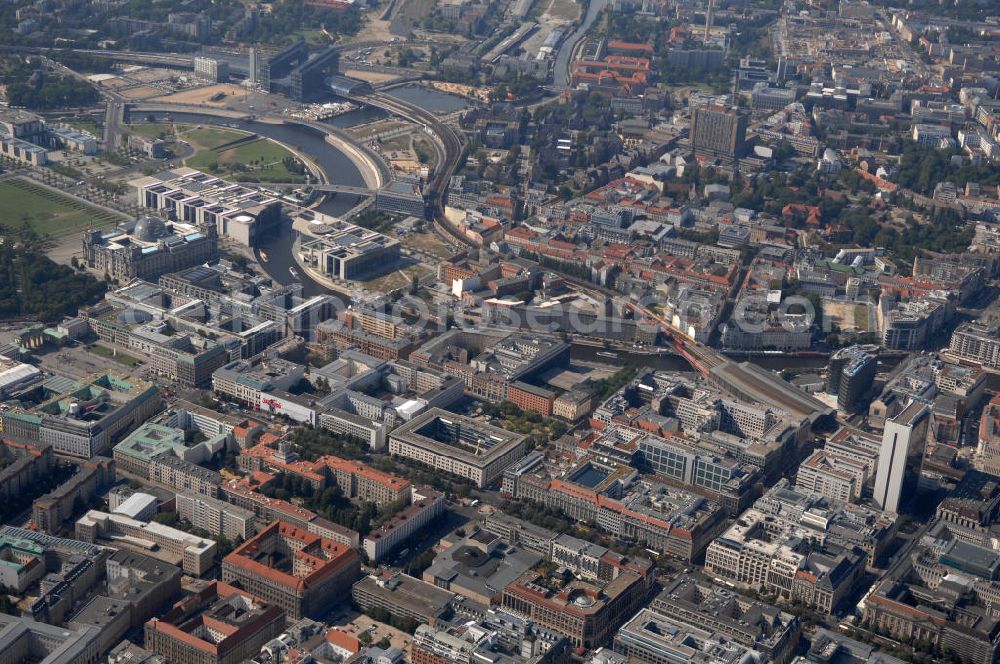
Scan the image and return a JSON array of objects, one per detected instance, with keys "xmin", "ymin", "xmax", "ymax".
[
  {"xmin": 623, "ymin": 302, "xmax": 726, "ymax": 376},
  {"xmin": 312, "ymin": 183, "xmax": 375, "ymax": 195},
  {"xmin": 331, "ymin": 39, "xmax": 447, "ymax": 53}
]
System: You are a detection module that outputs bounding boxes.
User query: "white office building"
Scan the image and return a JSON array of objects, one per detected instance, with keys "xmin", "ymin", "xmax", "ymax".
[{"xmin": 873, "ymin": 401, "xmax": 930, "ymax": 513}]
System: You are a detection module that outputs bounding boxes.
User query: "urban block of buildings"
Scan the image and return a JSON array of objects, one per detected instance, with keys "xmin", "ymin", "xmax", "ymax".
[{"xmin": 221, "ymin": 521, "xmax": 360, "ymax": 620}]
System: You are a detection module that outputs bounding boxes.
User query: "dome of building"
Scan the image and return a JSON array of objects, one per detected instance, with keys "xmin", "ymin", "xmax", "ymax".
[
  {"xmin": 133, "ymin": 216, "xmax": 166, "ymax": 242},
  {"xmin": 117, "ymin": 309, "xmax": 153, "ymax": 325}
]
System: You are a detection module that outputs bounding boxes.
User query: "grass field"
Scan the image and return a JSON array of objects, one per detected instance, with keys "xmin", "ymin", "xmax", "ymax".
[
  {"xmin": 293, "ymin": 28, "xmax": 332, "ymax": 45},
  {"xmin": 0, "ymin": 178, "xmax": 121, "ymax": 238},
  {"xmin": 180, "ymin": 126, "xmax": 247, "ymax": 150},
  {"xmin": 86, "ymin": 344, "xmax": 142, "ymax": 367},
  {"xmin": 360, "ymin": 263, "xmax": 432, "ymax": 293},
  {"xmin": 393, "ymin": 0, "xmax": 436, "ymax": 33},
  {"xmin": 184, "ymin": 129, "xmax": 306, "ymax": 183},
  {"xmin": 402, "ymin": 231, "xmax": 455, "ymax": 259}
]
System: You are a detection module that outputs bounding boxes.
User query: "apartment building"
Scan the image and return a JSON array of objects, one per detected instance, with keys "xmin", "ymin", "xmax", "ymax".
[
  {"xmin": 864, "ymin": 521, "xmax": 1000, "ymax": 664},
  {"xmin": 363, "ymin": 486, "xmax": 444, "ymax": 562},
  {"xmin": 32, "ymin": 457, "xmax": 116, "ymax": 535},
  {"xmin": 146, "ymin": 452, "xmax": 220, "ymax": 499},
  {"xmin": 949, "ymin": 320, "xmax": 1000, "ymax": 369},
  {"xmin": 175, "ymin": 492, "xmax": 256, "ymax": 541},
  {"xmin": 81, "ymin": 301, "xmax": 232, "ymax": 388},
  {"xmin": 212, "ymin": 358, "xmax": 305, "ymax": 410},
  {"xmin": 193, "ymin": 56, "xmax": 229, "ymax": 82},
  {"xmin": 614, "ymin": 607, "xmax": 766, "ymax": 664},
  {"xmin": 239, "ymin": 443, "xmax": 411, "ymax": 504},
  {"xmin": 0, "ymin": 439, "xmax": 53, "ymax": 504},
  {"xmin": 113, "ymin": 421, "xmax": 227, "ymax": 478},
  {"xmin": 0, "ymin": 614, "xmax": 101, "ymax": 664},
  {"xmin": 351, "ymin": 571, "xmax": 455, "ymax": 627},
  {"xmin": 514, "ymin": 462, "xmax": 727, "ymax": 563},
  {"xmin": 704, "ymin": 481, "xmax": 895, "ymax": 611},
  {"xmin": 704, "ymin": 511, "xmax": 865, "ymax": 613},
  {"xmin": 976, "ymin": 395, "xmax": 1000, "ymax": 476},
  {"xmin": 795, "ymin": 449, "xmax": 869, "ymax": 503},
  {"xmin": 636, "ymin": 433, "xmax": 761, "ymax": 514},
  {"xmin": 409, "ymin": 330, "xmax": 570, "ymax": 404},
  {"xmin": 647, "ymin": 576, "xmax": 800, "ymax": 664}
]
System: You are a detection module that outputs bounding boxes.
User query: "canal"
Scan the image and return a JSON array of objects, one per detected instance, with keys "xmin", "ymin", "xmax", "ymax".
[{"xmin": 553, "ymin": 0, "xmax": 609, "ymax": 88}]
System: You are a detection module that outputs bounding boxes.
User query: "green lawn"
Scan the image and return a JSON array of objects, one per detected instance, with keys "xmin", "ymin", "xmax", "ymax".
[
  {"xmin": 185, "ymin": 133, "xmax": 305, "ymax": 183},
  {"xmin": 0, "ymin": 178, "xmax": 121, "ymax": 238},
  {"xmin": 86, "ymin": 344, "xmax": 142, "ymax": 367},
  {"xmin": 180, "ymin": 126, "xmax": 248, "ymax": 150},
  {"xmin": 294, "ymin": 28, "xmax": 333, "ymax": 45}
]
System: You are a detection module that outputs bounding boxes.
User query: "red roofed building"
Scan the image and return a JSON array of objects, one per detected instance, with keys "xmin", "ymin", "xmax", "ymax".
[
  {"xmin": 145, "ymin": 581, "xmax": 285, "ymax": 664},
  {"xmin": 854, "ymin": 168, "xmax": 897, "ymax": 191},
  {"xmin": 571, "ymin": 56, "xmax": 650, "ymax": 94},
  {"xmin": 781, "ymin": 204, "xmax": 822, "ymax": 227},
  {"xmin": 221, "ymin": 521, "xmax": 360, "ymax": 619},
  {"xmin": 222, "ymin": 478, "xmax": 315, "ymax": 526},
  {"xmin": 607, "ymin": 40, "xmax": 654, "ymax": 56},
  {"xmin": 483, "ymin": 195, "xmax": 517, "ymax": 219},
  {"xmin": 507, "ymin": 381, "xmax": 557, "ymax": 416},
  {"xmin": 326, "ymin": 628, "xmax": 362, "ymax": 658},
  {"xmin": 513, "ymin": 464, "xmax": 727, "ymax": 562},
  {"xmin": 232, "ymin": 420, "xmax": 266, "ymax": 449},
  {"xmin": 239, "ymin": 445, "xmax": 410, "ymax": 504},
  {"xmin": 504, "ymin": 226, "xmax": 541, "ymax": 251}
]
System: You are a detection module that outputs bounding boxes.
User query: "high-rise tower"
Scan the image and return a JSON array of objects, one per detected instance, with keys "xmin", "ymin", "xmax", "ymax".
[{"xmin": 874, "ymin": 400, "xmax": 930, "ymax": 513}]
